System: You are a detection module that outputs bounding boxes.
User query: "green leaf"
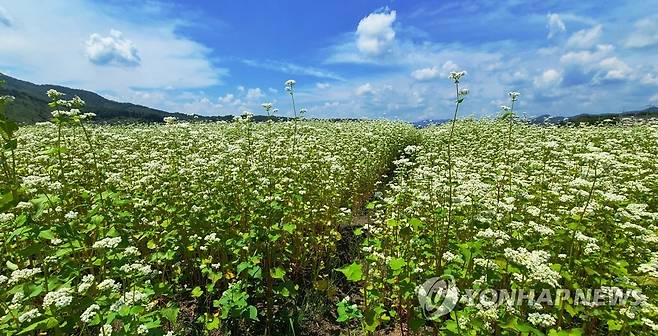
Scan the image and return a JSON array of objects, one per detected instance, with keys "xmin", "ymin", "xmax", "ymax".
[
  {"xmin": 270, "ymin": 267, "xmax": 286, "ymax": 279},
  {"xmin": 205, "ymin": 316, "xmax": 220, "ymax": 330},
  {"xmin": 408, "ymin": 218, "xmax": 424, "ymax": 230},
  {"xmin": 389, "ymin": 258, "xmax": 406, "ymax": 271},
  {"xmin": 6, "ymin": 260, "xmax": 18, "ymax": 270},
  {"xmin": 237, "ymin": 261, "xmax": 251, "ymax": 275},
  {"xmin": 248, "ymin": 305, "xmax": 258, "ymax": 321},
  {"xmin": 337, "ymin": 262, "xmax": 362, "ymax": 282},
  {"xmin": 160, "ymin": 307, "xmax": 179, "ymax": 323},
  {"xmin": 607, "ymin": 320, "xmax": 623, "ymax": 331},
  {"xmin": 191, "ymin": 286, "xmax": 203, "ymax": 298},
  {"xmin": 38, "ymin": 230, "xmax": 55, "ymax": 240},
  {"xmin": 282, "ymin": 223, "xmax": 296, "ymax": 234}
]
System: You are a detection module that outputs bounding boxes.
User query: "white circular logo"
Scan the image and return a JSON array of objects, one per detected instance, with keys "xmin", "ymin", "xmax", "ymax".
[{"xmin": 417, "ymin": 275, "xmax": 459, "ymax": 319}]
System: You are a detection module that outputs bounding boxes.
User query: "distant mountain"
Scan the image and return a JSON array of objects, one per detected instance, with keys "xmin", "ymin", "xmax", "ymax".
[
  {"xmin": 529, "ymin": 114, "xmax": 569, "ymax": 125},
  {"xmin": 0, "ymin": 73, "xmax": 198, "ymax": 123},
  {"xmin": 412, "ymin": 119, "xmax": 450, "ymax": 128},
  {"xmin": 530, "ymin": 106, "xmax": 658, "ymax": 125},
  {"xmin": 413, "ymin": 107, "xmax": 658, "ymax": 128},
  {"xmin": 0, "ymin": 73, "xmax": 274, "ymax": 124}
]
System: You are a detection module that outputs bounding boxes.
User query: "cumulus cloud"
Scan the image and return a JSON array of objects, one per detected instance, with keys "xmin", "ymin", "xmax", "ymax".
[
  {"xmin": 85, "ymin": 29, "xmax": 141, "ymax": 67},
  {"xmin": 355, "ymin": 83, "xmax": 375, "ymax": 95},
  {"xmin": 0, "ymin": 5, "xmax": 11, "ymax": 27},
  {"xmin": 560, "ymin": 44, "xmax": 614, "ymax": 65},
  {"xmin": 546, "ymin": 13, "xmax": 566, "ymax": 39},
  {"xmin": 560, "ymin": 45, "xmax": 634, "ymax": 85},
  {"xmin": 598, "ymin": 57, "xmax": 632, "ymax": 80},
  {"xmin": 566, "ymin": 25, "xmax": 603, "ymax": 49},
  {"xmin": 625, "ymin": 16, "xmax": 658, "ymax": 48},
  {"xmin": 219, "ymin": 93, "xmax": 241, "ymax": 105},
  {"xmin": 241, "ymin": 59, "xmax": 344, "ymax": 80},
  {"xmin": 411, "ymin": 61, "xmax": 458, "ymax": 81},
  {"xmin": 356, "ymin": 9, "xmax": 396, "ymax": 55},
  {"xmin": 533, "ymin": 69, "xmax": 562, "ymax": 88},
  {"xmin": 245, "ymin": 88, "xmax": 263, "ymax": 100},
  {"xmin": 0, "ymin": 0, "xmax": 224, "ymax": 111}
]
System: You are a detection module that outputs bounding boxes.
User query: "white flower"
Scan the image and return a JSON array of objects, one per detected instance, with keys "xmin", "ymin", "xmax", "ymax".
[
  {"xmin": 93, "ymin": 236, "xmax": 122, "ymax": 249},
  {"xmin": 10, "ymin": 292, "xmax": 25, "ymax": 310},
  {"xmin": 119, "ymin": 262, "xmax": 153, "ymax": 276},
  {"xmin": 97, "ymin": 278, "xmax": 121, "ymax": 292},
  {"xmin": 261, "ymin": 103, "xmax": 273, "ymax": 112},
  {"xmin": 458, "ymin": 88, "xmax": 469, "ymax": 96},
  {"xmin": 47, "ymin": 89, "xmax": 65, "ymax": 99},
  {"xmin": 99, "ymin": 324, "xmax": 113, "ymax": 336},
  {"xmin": 137, "ymin": 324, "xmax": 149, "ymax": 334},
  {"xmin": 0, "ymin": 212, "xmax": 15, "ymax": 223},
  {"xmin": 42, "ymin": 287, "xmax": 73, "ymax": 309},
  {"xmin": 18, "ymin": 308, "xmax": 41, "ymax": 323},
  {"xmin": 64, "ymin": 210, "xmax": 78, "ymax": 219},
  {"xmin": 81, "ymin": 304, "xmax": 100, "ymax": 323},
  {"xmin": 528, "ymin": 312, "xmax": 555, "ymax": 327},
  {"xmin": 80, "ymin": 112, "xmax": 96, "ymax": 120},
  {"xmin": 123, "ymin": 246, "xmax": 141, "ymax": 257},
  {"xmin": 449, "ymin": 70, "xmax": 467, "ymax": 83},
  {"xmin": 16, "ymin": 202, "xmax": 34, "ymax": 211},
  {"xmin": 78, "ymin": 274, "xmax": 95, "ymax": 293},
  {"xmin": 501, "ymin": 105, "xmax": 512, "ymax": 112},
  {"xmin": 71, "ymin": 96, "xmax": 85, "ymax": 107},
  {"xmin": 0, "ymin": 95, "xmax": 15, "ymax": 103},
  {"xmin": 504, "ymin": 247, "xmax": 561, "ymax": 287},
  {"xmin": 508, "ymin": 91, "xmax": 520, "ymax": 101},
  {"xmin": 285, "ymin": 79, "xmax": 296, "ymax": 92},
  {"xmin": 8, "ymin": 267, "xmax": 42, "ymax": 285},
  {"xmin": 163, "ymin": 116, "xmax": 177, "ymax": 124}
]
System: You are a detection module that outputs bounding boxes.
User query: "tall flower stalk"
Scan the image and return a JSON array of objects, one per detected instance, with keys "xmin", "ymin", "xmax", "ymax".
[
  {"xmin": 501, "ymin": 91, "xmax": 520, "ymax": 223},
  {"xmin": 441, "ymin": 70, "xmax": 468, "ymax": 265},
  {"xmin": 285, "ymin": 80, "xmax": 298, "ymax": 148}
]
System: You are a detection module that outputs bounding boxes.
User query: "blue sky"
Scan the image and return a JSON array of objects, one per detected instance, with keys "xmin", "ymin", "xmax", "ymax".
[{"xmin": 1, "ymin": 0, "xmax": 658, "ymax": 121}]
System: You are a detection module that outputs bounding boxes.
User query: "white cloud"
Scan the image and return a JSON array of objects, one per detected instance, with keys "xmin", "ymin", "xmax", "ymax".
[
  {"xmin": 0, "ymin": 5, "xmax": 11, "ymax": 26},
  {"xmin": 246, "ymin": 88, "xmax": 263, "ymax": 100},
  {"xmin": 0, "ymin": 1, "xmax": 224, "ymax": 109},
  {"xmin": 411, "ymin": 61, "xmax": 458, "ymax": 81},
  {"xmin": 533, "ymin": 69, "xmax": 562, "ymax": 88},
  {"xmin": 316, "ymin": 82, "xmax": 331, "ymax": 89},
  {"xmin": 411, "ymin": 66, "xmax": 440, "ymax": 81},
  {"xmin": 546, "ymin": 13, "xmax": 566, "ymax": 39},
  {"xmin": 560, "ymin": 44, "xmax": 635, "ymax": 85},
  {"xmin": 85, "ymin": 29, "xmax": 141, "ymax": 67},
  {"xmin": 356, "ymin": 9, "xmax": 396, "ymax": 55},
  {"xmin": 625, "ymin": 16, "xmax": 658, "ymax": 48},
  {"xmin": 641, "ymin": 73, "xmax": 658, "ymax": 85},
  {"xmin": 650, "ymin": 93, "xmax": 658, "ymax": 102},
  {"xmin": 219, "ymin": 93, "xmax": 241, "ymax": 105},
  {"xmin": 560, "ymin": 44, "xmax": 614, "ymax": 65},
  {"xmin": 355, "ymin": 83, "xmax": 375, "ymax": 95},
  {"xmin": 241, "ymin": 59, "xmax": 344, "ymax": 80},
  {"xmin": 566, "ymin": 25, "xmax": 603, "ymax": 49},
  {"xmin": 598, "ymin": 57, "xmax": 632, "ymax": 80}
]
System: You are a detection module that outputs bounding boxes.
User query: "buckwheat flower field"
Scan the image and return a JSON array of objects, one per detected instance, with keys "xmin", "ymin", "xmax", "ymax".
[{"xmin": 1, "ymin": 83, "xmax": 658, "ymax": 336}]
